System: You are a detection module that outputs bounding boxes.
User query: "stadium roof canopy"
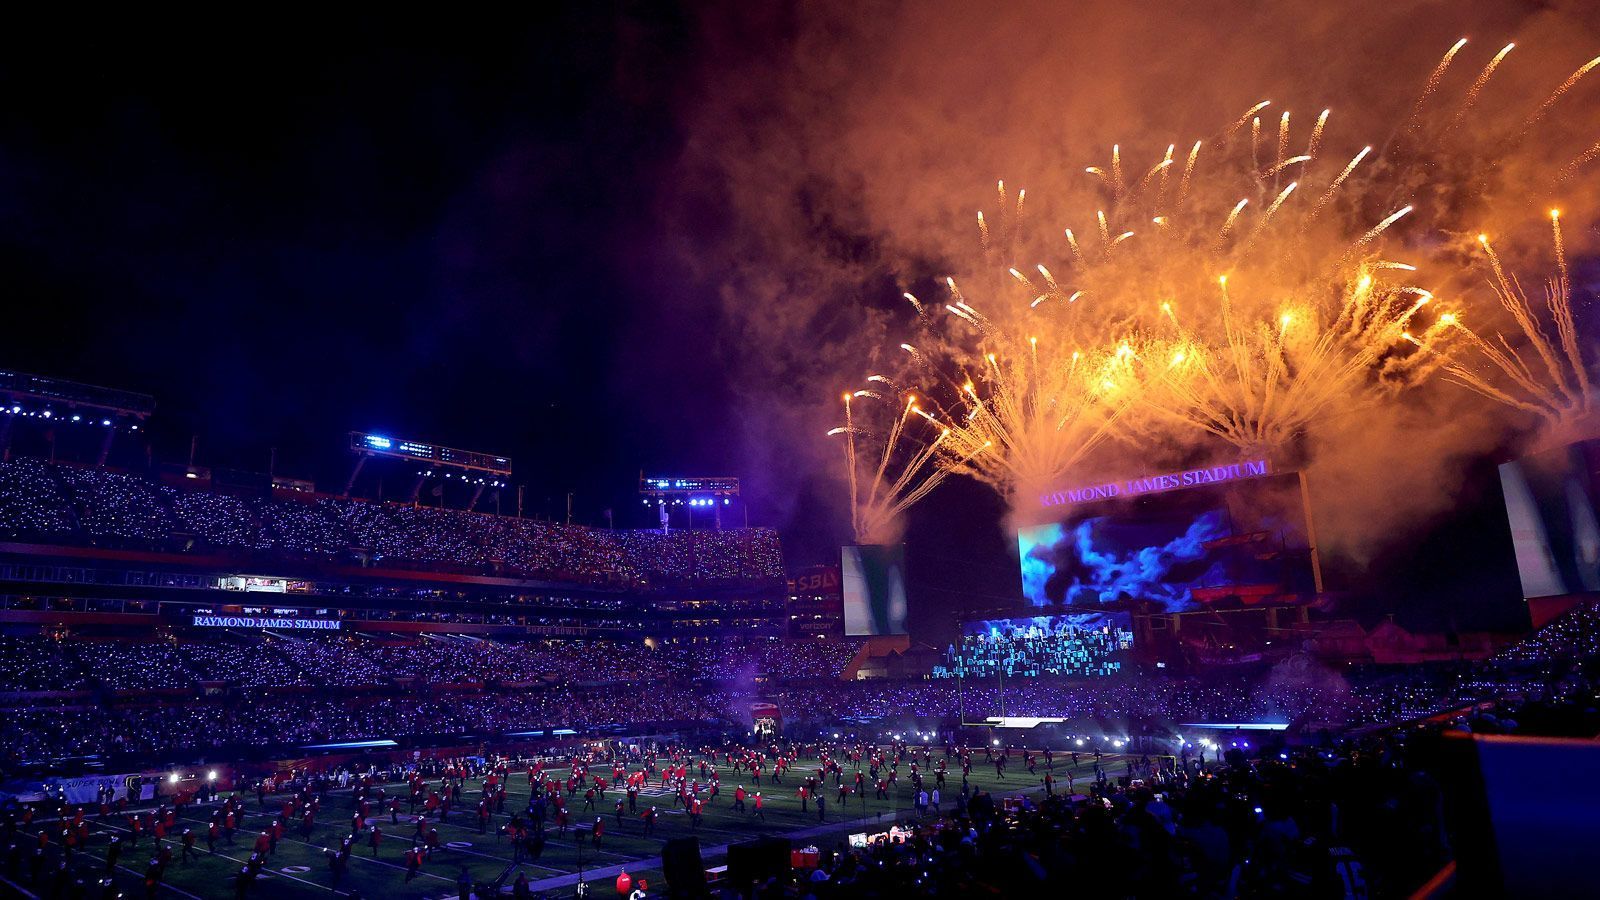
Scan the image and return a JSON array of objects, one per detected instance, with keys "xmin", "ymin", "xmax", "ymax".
[{"xmin": 0, "ymin": 370, "xmax": 155, "ymax": 418}]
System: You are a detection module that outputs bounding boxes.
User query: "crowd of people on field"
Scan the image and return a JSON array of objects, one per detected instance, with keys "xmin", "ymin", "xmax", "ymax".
[{"xmin": 15, "ymin": 715, "xmax": 1592, "ymax": 899}]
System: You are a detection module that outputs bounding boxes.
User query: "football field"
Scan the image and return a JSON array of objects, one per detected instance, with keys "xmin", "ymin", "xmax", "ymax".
[{"xmin": 2, "ymin": 752, "xmax": 1126, "ymax": 898}]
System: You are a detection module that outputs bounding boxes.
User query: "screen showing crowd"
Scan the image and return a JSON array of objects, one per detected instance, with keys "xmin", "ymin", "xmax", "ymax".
[
  {"xmin": 1016, "ymin": 472, "xmax": 1317, "ymax": 612},
  {"xmin": 932, "ymin": 612, "xmax": 1134, "ymax": 679}
]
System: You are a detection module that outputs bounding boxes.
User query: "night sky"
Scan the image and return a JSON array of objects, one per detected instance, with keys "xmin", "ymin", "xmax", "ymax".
[
  {"xmin": 0, "ymin": 12, "xmax": 741, "ymax": 517},
  {"xmin": 0, "ymin": 8, "xmax": 1541, "ymax": 638}
]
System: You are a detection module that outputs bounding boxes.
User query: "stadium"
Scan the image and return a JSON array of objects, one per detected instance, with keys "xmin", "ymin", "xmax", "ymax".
[
  {"xmin": 5, "ymin": 6, "xmax": 1600, "ymax": 900},
  {"xmin": 2, "ymin": 362, "xmax": 1597, "ymax": 899}
]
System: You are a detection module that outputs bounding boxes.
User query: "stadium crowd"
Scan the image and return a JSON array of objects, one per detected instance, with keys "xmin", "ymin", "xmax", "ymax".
[
  {"xmin": 0, "ymin": 458, "xmax": 784, "ymax": 586},
  {"xmin": 4, "ymin": 600, "xmax": 1596, "ymax": 766},
  {"xmin": 0, "ymin": 634, "xmax": 867, "ymax": 698}
]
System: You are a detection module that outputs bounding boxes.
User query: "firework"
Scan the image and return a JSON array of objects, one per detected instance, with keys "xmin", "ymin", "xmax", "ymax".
[
  {"xmin": 991, "ymin": 38, "xmax": 1600, "ymax": 457},
  {"xmin": 912, "ymin": 323, "xmax": 1133, "ymax": 500},
  {"xmin": 1420, "ymin": 211, "xmax": 1596, "ymax": 436},
  {"xmin": 829, "ymin": 388, "xmax": 951, "ymax": 544},
  {"xmin": 1020, "ymin": 105, "xmax": 1449, "ymax": 456},
  {"xmin": 1140, "ymin": 268, "xmax": 1446, "ymax": 455},
  {"xmin": 829, "ymin": 37, "xmax": 1600, "ymax": 522}
]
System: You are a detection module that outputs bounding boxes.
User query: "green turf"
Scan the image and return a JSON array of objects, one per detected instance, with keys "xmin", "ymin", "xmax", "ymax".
[{"xmin": 6, "ymin": 751, "xmax": 1123, "ymax": 898}]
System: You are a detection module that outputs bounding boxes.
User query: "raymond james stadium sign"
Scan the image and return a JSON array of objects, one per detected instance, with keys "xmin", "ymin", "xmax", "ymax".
[
  {"xmin": 191, "ymin": 615, "xmax": 341, "ymax": 630},
  {"xmin": 1040, "ymin": 459, "xmax": 1271, "ymax": 508}
]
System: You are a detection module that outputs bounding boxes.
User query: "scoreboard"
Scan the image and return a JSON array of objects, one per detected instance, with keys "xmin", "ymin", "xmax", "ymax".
[{"xmin": 349, "ymin": 431, "xmax": 512, "ymax": 476}]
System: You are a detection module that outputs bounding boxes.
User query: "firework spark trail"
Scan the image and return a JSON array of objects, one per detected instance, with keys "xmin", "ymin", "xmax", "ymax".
[
  {"xmin": 1553, "ymin": 140, "xmax": 1600, "ymax": 185},
  {"xmin": 1520, "ymin": 54, "xmax": 1600, "ymax": 134},
  {"xmin": 1179, "ymin": 140, "xmax": 1203, "ymax": 199},
  {"xmin": 1218, "ymin": 198, "xmax": 1250, "ymax": 244},
  {"xmin": 1447, "ymin": 42, "xmax": 1515, "ymax": 131},
  {"xmin": 1351, "ymin": 205, "xmax": 1412, "ymax": 251},
  {"xmin": 1254, "ymin": 182, "xmax": 1298, "ymax": 234},
  {"xmin": 1225, "ymin": 100, "xmax": 1271, "ymax": 143},
  {"xmin": 1274, "ymin": 111, "xmax": 1291, "ymax": 184},
  {"xmin": 1264, "ymin": 155, "xmax": 1312, "ymax": 178},
  {"xmin": 1309, "ymin": 146, "xmax": 1371, "ymax": 220},
  {"xmin": 1306, "ymin": 109, "xmax": 1330, "ymax": 160},
  {"xmin": 1403, "ymin": 37, "xmax": 1469, "ymax": 133}
]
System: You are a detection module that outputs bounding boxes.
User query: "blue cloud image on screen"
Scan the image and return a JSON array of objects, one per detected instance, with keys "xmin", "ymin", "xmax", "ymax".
[{"xmin": 1018, "ymin": 509, "xmax": 1230, "ymax": 611}]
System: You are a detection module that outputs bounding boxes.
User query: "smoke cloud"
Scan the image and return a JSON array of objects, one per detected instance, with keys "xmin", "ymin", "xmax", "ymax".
[{"xmin": 660, "ymin": 0, "xmax": 1600, "ymax": 563}]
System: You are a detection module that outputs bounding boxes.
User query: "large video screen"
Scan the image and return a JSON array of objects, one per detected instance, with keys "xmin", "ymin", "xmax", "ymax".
[
  {"xmin": 841, "ymin": 544, "xmax": 909, "ymax": 635},
  {"xmin": 1017, "ymin": 471, "xmax": 1316, "ymax": 612},
  {"xmin": 933, "ymin": 612, "xmax": 1133, "ymax": 678},
  {"xmin": 1499, "ymin": 438, "xmax": 1600, "ymax": 599}
]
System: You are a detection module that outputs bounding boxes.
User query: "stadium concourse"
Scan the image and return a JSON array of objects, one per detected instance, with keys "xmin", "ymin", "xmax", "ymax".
[{"xmin": 1, "ymin": 451, "xmax": 1599, "ymax": 897}]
